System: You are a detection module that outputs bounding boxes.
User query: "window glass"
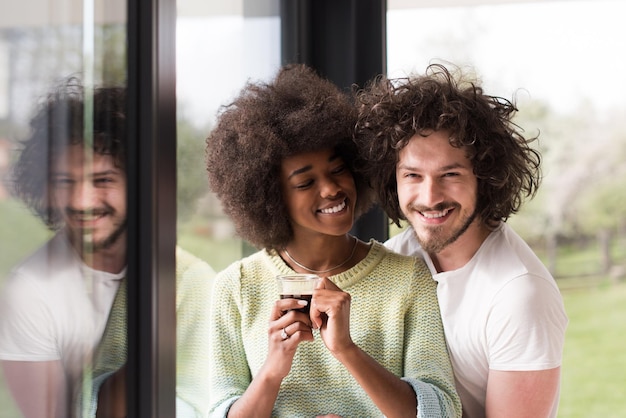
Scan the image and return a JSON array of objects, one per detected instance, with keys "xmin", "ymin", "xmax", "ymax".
[
  {"xmin": 387, "ymin": 1, "xmax": 626, "ymax": 416},
  {"xmin": 0, "ymin": 1, "xmax": 127, "ymax": 417},
  {"xmin": 176, "ymin": 0, "xmax": 281, "ymax": 271},
  {"xmin": 174, "ymin": 1, "xmax": 280, "ymax": 414}
]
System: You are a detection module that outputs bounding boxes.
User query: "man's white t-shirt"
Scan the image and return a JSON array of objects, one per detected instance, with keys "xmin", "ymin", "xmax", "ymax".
[
  {"xmin": 0, "ymin": 232, "xmax": 125, "ymax": 403},
  {"xmin": 386, "ymin": 222, "xmax": 568, "ymax": 418}
]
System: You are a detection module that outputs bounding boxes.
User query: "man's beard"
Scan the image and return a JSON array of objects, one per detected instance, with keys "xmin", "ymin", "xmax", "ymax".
[
  {"xmin": 409, "ymin": 203, "xmax": 477, "ymax": 254},
  {"xmin": 72, "ymin": 219, "xmax": 127, "ymax": 253}
]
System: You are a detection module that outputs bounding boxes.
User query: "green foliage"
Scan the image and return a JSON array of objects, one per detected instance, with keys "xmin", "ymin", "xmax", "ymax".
[
  {"xmin": 512, "ymin": 98, "xmax": 626, "ymax": 244},
  {"xmin": 559, "ymin": 282, "xmax": 626, "ymax": 418},
  {"xmin": 176, "ymin": 214, "xmax": 242, "ymax": 272},
  {"xmin": 0, "ymin": 198, "xmax": 51, "ymax": 280},
  {"xmin": 576, "ymin": 174, "xmax": 626, "ymax": 234},
  {"xmin": 97, "ymin": 24, "xmax": 127, "ymax": 86},
  {"xmin": 177, "ymin": 117, "xmax": 212, "ymax": 221},
  {"xmin": 508, "ymin": 192, "xmax": 551, "ymax": 243}
]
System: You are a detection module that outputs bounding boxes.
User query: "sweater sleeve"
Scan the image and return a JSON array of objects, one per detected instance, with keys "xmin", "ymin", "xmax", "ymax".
[
  {"xmin": 175, "ymin": 247, "xmax": 217, "ymax": 417},
  {"xmin": 208, "ymin": 262, "xmax": 250, "ymax": 417},
  {"xmin": 403, "ymin": 259, "xmax": 462, "ymax": 418}
]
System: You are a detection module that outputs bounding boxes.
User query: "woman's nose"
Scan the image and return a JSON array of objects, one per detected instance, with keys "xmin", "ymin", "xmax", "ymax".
[{"xmin": 320, "ymin": 177, "xmax": 342, "ymax": 198}]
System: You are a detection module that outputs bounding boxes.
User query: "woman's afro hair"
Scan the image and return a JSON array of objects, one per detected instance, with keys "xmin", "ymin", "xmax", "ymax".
[{"xmin": 206, "ymin": 64, "xmax": 374, "ymax": 250}]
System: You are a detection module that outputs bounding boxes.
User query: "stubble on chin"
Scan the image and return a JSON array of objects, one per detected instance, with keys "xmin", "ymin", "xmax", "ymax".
[
  {"xmin": 414, "ymin": 225, "xmax": 448, "ymax": 254},
  {"xmin": 93, "ymin": 220, "xmax": 127, "ymax": 252},
  {"xmin": 67, "ymin": 220, "xmax": 127, "ymax": 254},
  {"xmin": 410, "ymin": 210, "xmax": 476, "ymax": 255}
]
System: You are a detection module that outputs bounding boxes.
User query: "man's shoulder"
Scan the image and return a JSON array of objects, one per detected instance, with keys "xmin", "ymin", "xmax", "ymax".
[
  {"xmin": 0, "ymin": 236, "xmax": 85, "ymax": 338},
  {"xmin": 385, "ymin": 227, "xmax": 423, "ymax": 257},
  {"xmin": 6, "ymin": 234, "xmax": 77, "ymax": 282},
  {"xmin": 372, "ymin": 239, "xmax": 431, "ymax": 280},
  {"xmin": 485, "ymin": 223, "xmax": 554, "ymax": 279}
]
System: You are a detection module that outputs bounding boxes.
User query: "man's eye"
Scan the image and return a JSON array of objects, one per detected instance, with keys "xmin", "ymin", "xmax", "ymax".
[
  {"xmin": 52, "ymin": 178, "xmax": 73, "ymax": 187},
  {"xmin": 94, "ymin": 178, "xmax": 114, "ymax": 185}
]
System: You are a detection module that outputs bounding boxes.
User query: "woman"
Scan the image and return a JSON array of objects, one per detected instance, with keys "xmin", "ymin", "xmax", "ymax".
[{"xmin": 205, "ymin": 64, "xmax": 460, "ymax": 418}]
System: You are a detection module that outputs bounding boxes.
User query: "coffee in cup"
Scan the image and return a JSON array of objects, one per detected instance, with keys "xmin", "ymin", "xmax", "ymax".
[{"xmin": 276, "ymin": 274, "xmax": 320, "ymax": 313}]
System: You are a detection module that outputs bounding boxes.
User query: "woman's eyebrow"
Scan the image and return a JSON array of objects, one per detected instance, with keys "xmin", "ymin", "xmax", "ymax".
[
  {"xmin": 288, "ymin": 165, "xmax": 312, "ymax": 179},
  {"xmin": 288, "ymin": 152, "xmax": 341, "ymax": 179}
]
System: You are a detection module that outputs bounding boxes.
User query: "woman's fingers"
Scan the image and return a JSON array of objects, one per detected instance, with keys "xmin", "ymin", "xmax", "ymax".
[
  {"xmin": 276, "ymin": 322, "xmax": 314, "ymax": 342},
  {"xmin": 310, "ymin": 278, "xmax": 350, "ymax": 325},
  {"xmin": 318, "ymin": 277, "xmax": 340, "ymax": 291},
  {"xmin": 272, "ymin": 298, "xmax": 312, "ymax": 321},
  {"xmin": 265, "ymin": 303, "xmax": 316, "ymax": 380},
  {"xmin": 310, "ymin": 277, "xmax": 335, "ymax": 329},
  {"xmin": 309, "ymin": 278, "xmax": 354, "ymax": 353},
  {"xmin": 269, "ymin": 299, "xmax": 315, "ymax": 343}
]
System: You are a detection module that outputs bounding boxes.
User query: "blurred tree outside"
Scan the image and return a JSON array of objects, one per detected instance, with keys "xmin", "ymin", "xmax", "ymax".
[
  {"xmin": 175, "ymin": 111, "xmax": 243, "ymax": 271},
  {"xmin": 510, "ymin": 97, "xmax": 626, "ymax": 283},
  {"xmin": 177, "ymin": 115, "xmax": 212, "ymax": 222}
]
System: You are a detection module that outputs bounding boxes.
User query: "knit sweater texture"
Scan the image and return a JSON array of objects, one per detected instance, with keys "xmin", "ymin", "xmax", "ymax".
[
  {"xmin": 208, "ymin": 240, "xmax": 461, "ymax": 418},
  {"xmin": 87, "ymin": 246, "xmax": 215, "ymax": 417}
]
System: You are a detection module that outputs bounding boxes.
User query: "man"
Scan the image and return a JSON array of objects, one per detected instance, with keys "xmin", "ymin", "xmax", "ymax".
[
  {"xmin": 354, "ymin": 64, "xmax": 568, "ymax": 418},
  {"xmin": 0, "ymin": 80, "xmax": 214, "ymax": 417}
]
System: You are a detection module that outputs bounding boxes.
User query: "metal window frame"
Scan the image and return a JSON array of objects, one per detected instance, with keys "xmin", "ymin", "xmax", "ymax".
[{"xmin": 126, "ymin": 0, "xmax": 177, "ymax": 416}]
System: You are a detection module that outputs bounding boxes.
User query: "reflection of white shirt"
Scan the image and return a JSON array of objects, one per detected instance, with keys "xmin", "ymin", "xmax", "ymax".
[
  {"xmin": 386, "ymin": 222, "xmax": 568, "ymax": 418},
  {"xmin": 0, "ymin": 232, "xmax": 124, "ymax": 403}
]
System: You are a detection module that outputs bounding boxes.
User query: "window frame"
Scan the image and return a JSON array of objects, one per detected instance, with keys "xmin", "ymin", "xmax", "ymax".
[{"xmin": 126, "ymin": 0, "xmax": 178, "ymax": 415}]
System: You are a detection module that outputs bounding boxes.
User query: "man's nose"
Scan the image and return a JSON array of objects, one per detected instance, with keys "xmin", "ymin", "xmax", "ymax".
[
  {"xmin": 419, "ymin": 177, "xmax": 444, "ymax": 207},
  {"xmin": 69, "ymin": 181, "xmax": 97, "ymax": 210}
]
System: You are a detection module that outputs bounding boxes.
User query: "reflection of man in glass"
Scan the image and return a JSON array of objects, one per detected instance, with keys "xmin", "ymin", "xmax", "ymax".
[{"xmin": 0, "ymin": 80, "xmax": 214, "ymax": 418}]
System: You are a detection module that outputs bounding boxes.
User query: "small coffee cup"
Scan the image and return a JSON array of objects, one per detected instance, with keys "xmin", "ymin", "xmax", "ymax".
[{"xmin": 276, "ymin": 274, "xmax": 320, "ymax": 313}]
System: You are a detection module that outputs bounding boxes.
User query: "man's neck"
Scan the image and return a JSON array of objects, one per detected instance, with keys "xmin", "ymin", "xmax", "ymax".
[
  {"xmin": 429, "ymin": 221, "xmax": 493, "ymax": 273},
  {"xmin": 65, "ymin": 232, "xmax": 127, "ymax": 274},
  {"xmin": 82, "ymin": 249, "xmax": 127, "ymax": 274}
]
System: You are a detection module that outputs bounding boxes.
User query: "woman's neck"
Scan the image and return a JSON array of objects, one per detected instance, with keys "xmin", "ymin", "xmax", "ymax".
[{"xmin": 281, "ymin": 234, "xmax": 361, "ymax": 276}]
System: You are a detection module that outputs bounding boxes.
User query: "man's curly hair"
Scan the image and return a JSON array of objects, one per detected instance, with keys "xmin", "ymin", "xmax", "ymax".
[
  {"xmin": 12, "ymin": 78, "xmax": 127, "ymax": 230},
  {"xmin": 354, "ymin": 63, "xmax": 541, "ymax": 228},
  {"xmin": 206, "ymin": 64, "xmax": 374, "ymax": 250}
]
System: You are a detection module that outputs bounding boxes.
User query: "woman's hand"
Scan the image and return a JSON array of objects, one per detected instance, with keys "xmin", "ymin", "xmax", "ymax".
[
  {"xmin": 309, "ymin": 278, "xmax": 355, "ymax": 355},
  {"xmin": 265, "ymin": 298, "xmax": 315, "ymax": 380}
]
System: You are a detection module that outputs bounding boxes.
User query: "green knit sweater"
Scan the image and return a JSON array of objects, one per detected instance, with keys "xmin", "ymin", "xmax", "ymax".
[
  {"xmin": 88, "ymin": 246, "xmax": 215, "ymax": 418},
  {"xmin": 208, "ymin": 240, "xmax": 461, "ymax": 418}
]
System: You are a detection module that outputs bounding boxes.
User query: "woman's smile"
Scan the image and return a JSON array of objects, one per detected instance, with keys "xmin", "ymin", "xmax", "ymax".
[{"xmin": 318, "ymin": 199, "xmax": 347, "ymax": 214}]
